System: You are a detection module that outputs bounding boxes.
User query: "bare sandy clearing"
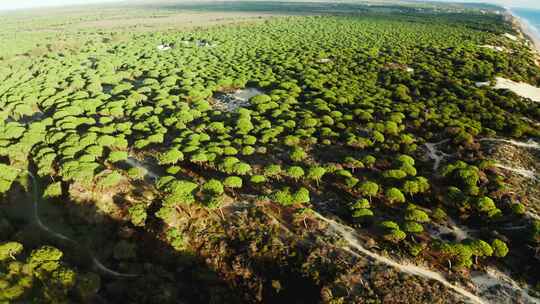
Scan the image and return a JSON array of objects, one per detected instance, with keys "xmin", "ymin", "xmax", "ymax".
[
  {"xmin": 213, "ymin": 87, "xmax": 263, "ymax": 112},
  {"xmin": 494, "ymin": 77, "xmax": 540, "ymax": 102},
  {"xmin": 504, "ymin": 33, "xmax": 519, "ymax": 41},
  {"xmin": 72, "ymin": 12, "xmax": 284, "ymax": 31},
  {"xmin": 479, "ymin": 45, "xmax": 507, "ymax": 52}
]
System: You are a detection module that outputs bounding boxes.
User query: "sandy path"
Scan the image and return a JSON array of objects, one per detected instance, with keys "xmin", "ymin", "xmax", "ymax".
[
  {"xmin": 125, "ymin": 157, "xmax": 159, "ymax": 181},
  {"xmin": 494, "ymin": 163, "xmax": 538, "ymax": 180},
  {"xmin": 313, "ymin": 212, "xmax": 486, "ymax": 304},
  {"xmin": 479, "ymin": 137, "xmax": 540, "ymax": 150},
  {"xmin": 471, "ymin": 267, "xmax": 540, "ymax": 304},
  {"xmin": 424, "ymin": 139, "xmax": 452, "ymax": 171},
  {"xmin": 494, "ymin": 77, "xmax": 540, "ymax": 102},
  {"xmin": 25, "ymin": 171, "xmax": 139, "ymax": 278}
]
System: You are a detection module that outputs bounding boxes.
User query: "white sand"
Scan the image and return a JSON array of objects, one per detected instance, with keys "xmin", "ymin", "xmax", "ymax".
[
  {"xmin": 157, "ymin": 44, "xmax": 171, "ymax": 51},
  {"xmin": 475, "ymin": 81, "xmax": 490, "ymax": 87},
  {"xmin": 213, "ymin": 87, "xmax": 263, "ymax": 112},
  {"xmin": 317, "ymin": 58, "xmax": 332, "ymax": 63},
  {"xmin": 494, "ymin": 163, "xmax": 538, "ymax": 180},
  {"xmin": 504, "ymin": 33, "xmax": 519, "ymax": 41},
  {"xmin": 125, "ymin": 157, "xmax": 160, "ymax": 181},
  {"xmin": 424, "ymin": 139, "xmax": 452, "ymax": 171},
  {"xmin": 494, "ymin": 77, "xmax": 540, "ymax": 102},
  {"xmin": 479, "ymin": 137, "xmax": 540, "ymax": 150},
  {"xmin": 479, "ymin": 45, "xmax": 507, "ymax": 52},
  {"xmin": 471, "ymin": 267, "xmax": 540, "ymax": 304}
]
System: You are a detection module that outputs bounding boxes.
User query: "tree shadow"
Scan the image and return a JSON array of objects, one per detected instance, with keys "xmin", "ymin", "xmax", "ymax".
[
  {"xmin": 1, "ymin": 177, "xmax": 244, "ymax": 304},
  {"xmin": 1, "ymin": 166, "xmax": 330, "ymax": 304}
]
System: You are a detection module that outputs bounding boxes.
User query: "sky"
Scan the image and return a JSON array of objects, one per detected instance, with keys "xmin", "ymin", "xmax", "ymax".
[{"xmin": 0, "ymin": 0, "xmax": 538, "ymax": 11}]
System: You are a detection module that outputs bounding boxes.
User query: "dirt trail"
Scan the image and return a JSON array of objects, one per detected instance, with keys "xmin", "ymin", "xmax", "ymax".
[
  {"xmin": 480, "ymin": 137, "xmax": 540, "ymax": 150},
  {"xmin": 494, "ymin": 163, "xmax": 538, "ymax": 180},
  {"xmin": 424, "ymin": 139, "xmax": 452, "ymax": 171},
  {"xmin": 25, "ymin": 171, "xmax": 138, "ymax": 278},
  {"xmin": 494, "ymin": 77, "xmax": 540, "ymax": 102},
  {"xmin": 471, "ymin": 267, "xmax": 540, "ymax": 304},
  {"xmin": 125, "ymin": 157, "xmax": 159, "ymax": 181},
  {"xmin": 313, "ymin": 212, "xmax": 486, "ymax": 304}
]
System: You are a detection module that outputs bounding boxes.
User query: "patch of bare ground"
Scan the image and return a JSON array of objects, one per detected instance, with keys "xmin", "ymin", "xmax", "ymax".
[
  {"xmin": 165, "ymin": 199, "xmax": 468, "ymax": 303},
  {"xmin": 68, "ymin": 170, "xmax": 155, "ymax": 222},
  {"xmin": 71, "ymin": 12, "xmax": 285, "ymax": 31},
  {"xmin": 484, "ymin": 141, "xmax": 540, "ymax": 215}
]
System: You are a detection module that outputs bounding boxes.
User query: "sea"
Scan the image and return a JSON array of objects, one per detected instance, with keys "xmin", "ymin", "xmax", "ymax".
[{"xmin": 511, "ymin": 8, "xmax": 540, "ymax": 44}]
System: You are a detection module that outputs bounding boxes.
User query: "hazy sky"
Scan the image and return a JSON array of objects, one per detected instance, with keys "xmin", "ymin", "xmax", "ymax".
[{"xmin": 0, "ymin": 0, "xmax": 538, "ymax": 11}]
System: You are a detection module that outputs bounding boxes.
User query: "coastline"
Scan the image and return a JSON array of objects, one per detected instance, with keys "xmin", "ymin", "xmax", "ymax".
[{"xmin": 505, "ymin": 8, "xmax": 540, "ymax": 55}]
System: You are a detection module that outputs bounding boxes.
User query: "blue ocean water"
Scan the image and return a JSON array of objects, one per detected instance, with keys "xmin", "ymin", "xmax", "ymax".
[{"xmin": 512, "ymin": 8, "xmax": 540, "ymax": 42}]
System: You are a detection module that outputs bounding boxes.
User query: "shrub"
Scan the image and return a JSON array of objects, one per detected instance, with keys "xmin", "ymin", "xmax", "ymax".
[
  {"xmin": 223, "ymin": 176, "xmax": 243, "ymax": 188},
  {"xmin": 404, "ymin": 208, "xmax": 430, "ymax": 223},
  {"xmin": 128, "ymin": 167, "xmax": 147, "ymax": 179},
  {"xmin": 250, "ymin": 175, "xmax": 266, "ymax": 184},
  {"xmin": 290, "ymin": 147, "xmax": 307, "ymax": 162},
  {"xmin": 468, "ymin": 239, "xmax": 493, "ymax": 257},
  {"xmin": 294, "ymin": 187, "xmax": 310, "ymax": 204},
  {"xmin": 403, "ymin": 221, "xmax": 424, "ymax": 233},
  {"xmin": 128, "ymin": 204, "xmax": 147, "ymax": 227},
  {"xmin": 353, "ymin": 208, "xmax": 374, "ymax": 218},
  {"xmin": 356, "ymin": 181, "xmax": 379, "ymax": 199},
  {"xmin": 264, "ymin": 164, "xmax": 282, "ymax": 178},
  {"xmin": 352, "ymin": 198, "xmax": 370, "ymax": 209},
  {"xmin": 158, "ymin": 149, "xmax": 184, "ymax": 165},
  {"xmin": 307, "ymin": 166, "xmax": 326, "ymax": 184},
  {"xmin": 43, "ymin": 182, "xmax": 62, "ymax": 198},
  {"xmin": 385, "ymin": 187, "xmax": 405, "ymax": 204},
  {"xmin": 108, "ymin": 151, "xmax": 128, "ymax": 163},
  {"xmin": 383, "ymin": 169, "xmax": 407, "ymax": 179},
  {"xmin": 383, "ymin": 229, "xmax": 407, "ymax": 243},
  {"xmin": 0, "ymin": 242, "xmax": 24, "ymax": 261},
  {"xmin": 233, "ymin": 162, "xmax": 252, "ymax": 175},
  {"xmin": 286, "ymin": 166, "xmax": 305, "ymax": 180},
  {"xmin": 491, "ymin": 239, "xmax": 509, "ymax": 257},
  {"xmin": 202, "ymin": 179, "xmax": 224, "ymax": 195},
  {"xmin": 97, "ymin": 171, "xmax": 123, "ymax": 189}
]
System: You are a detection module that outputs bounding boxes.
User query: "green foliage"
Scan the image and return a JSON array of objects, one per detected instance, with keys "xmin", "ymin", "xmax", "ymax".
[
  {"xmin": 403, "ymin": 221, "xmax": 424, "ymax": 234},
  {"xmin": 476, "ymin": 196, "xmax": 501, "ymax": 218},
  {"xmin": 491, "ymin": 239, "xmax": 509, "ymax": 258},
  {"xmin": 404, "ymin": 208, "xmax": 430, "ymax": 223},
  {"xmin": 306, "ymin": 166, "xmax": 326, "ymax": 184},
  {"xmin": 202, "ymin": 179, "xmax": 224, "ymax": 195},
  {"xmin": 249, "ymin": 175, "xmax": 266, "ymax": 184},
  {"xmin": 223, "ymin": 176, "xmax": 243, "ymax": 188},
  {"xmin": 158, "ymin": 149, "xmax": 184, "ymax": 165},
  {"xmin": 128, "ymin": 204, "xmax": 147, "ymax": 227},
  {"xmin": 271, "ymin": 187, "xmax": 310, "ymax": 206},
  {"xmin": 385, "ymin": 187, "xmax": 405, "ymax": 204},
  {"xmin": 263, "ymin": 164, "xmax": 282, "ymax": 178},
  {"xmin": 107, "ymin": 151, "xmax": 128, "ymax": 163},
  {"xmin": 356, "ymin": 181, "xmax": 379, "ymax": 198},
  {"xmin": 97, "ymin": 171, "xmax": 123, "ymax": 189},
  {"xmin": 43, "ymin": 182, "xmax": 62, "ymax": 198},
  {"xmin": 0, "ymin": 164, "xmax": 19, "ymax": 194},
  {"xmin": 286, "ymin": 166, "xmax": 305, "ymax": 180},
  {"xmin": 0, "ymin": 242, "xmax": 23, "ymax": 261}
]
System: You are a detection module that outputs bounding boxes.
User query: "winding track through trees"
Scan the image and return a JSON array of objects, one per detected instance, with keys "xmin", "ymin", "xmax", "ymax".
[
  {"xmin": 25, "ymin": 170, "xmax": 139, "ymax": 278},
  {"xmin": 424, "ymin": 139, "xmax": 452, "ymax": 171},
  {"xmin": 313, "ymin": 212, "xmax": 487, "ymax": 304}
]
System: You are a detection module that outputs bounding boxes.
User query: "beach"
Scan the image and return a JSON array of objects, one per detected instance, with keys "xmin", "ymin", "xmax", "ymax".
[{"xmin": 506, "ymin": 9, "xmax": 540, "ymax": 54}]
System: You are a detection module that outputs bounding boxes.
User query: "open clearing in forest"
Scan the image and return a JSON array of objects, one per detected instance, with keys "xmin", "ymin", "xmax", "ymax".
[
  {"xmin": 72, "ymin": 12, "xmax": 285, "ymax": 31},
  {"xmin": 495, "ymin": 77, "xmax": 540, "ymax": 102}
]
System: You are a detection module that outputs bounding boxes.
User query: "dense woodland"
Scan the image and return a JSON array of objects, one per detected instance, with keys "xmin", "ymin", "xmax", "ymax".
[{"xmin": 1, "ymin": 3, "xmax": 540, "ymax": 303}]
